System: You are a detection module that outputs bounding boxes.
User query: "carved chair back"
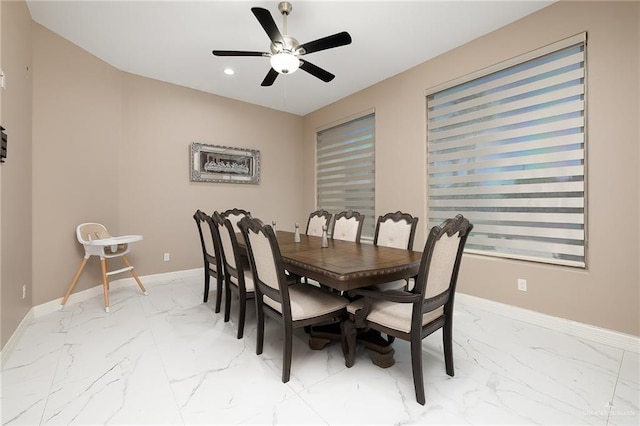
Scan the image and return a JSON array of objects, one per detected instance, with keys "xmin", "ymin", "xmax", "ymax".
[
  {"xmin": 330, "ymin": 209, "xmax": 365, "ymax": 243},
  {"xmin": 306, "ymin": 209, "xmax": 332, "ymax": 237},
  {"xmin": 373, "ymin": 211, "xmax": 419, "ymax": 250}
]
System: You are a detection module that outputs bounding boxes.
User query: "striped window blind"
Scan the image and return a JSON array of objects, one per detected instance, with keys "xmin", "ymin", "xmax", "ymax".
[
  {"xmin": 317, "ymin": 113, "xmax": 375, "ymax": 238},
  {"xmin": 426, "ymin": 34, "xmax": 586, "ymax": 268}
]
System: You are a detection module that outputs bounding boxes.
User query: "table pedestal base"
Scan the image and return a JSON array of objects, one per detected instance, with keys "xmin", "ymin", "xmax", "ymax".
[
  {"xmin": 308, "ymin": 324, "xmax": 395, "ymax": 368},
  {"xmin": 357, "ymin": 329, "xmax": 395, "ymax": 368}
]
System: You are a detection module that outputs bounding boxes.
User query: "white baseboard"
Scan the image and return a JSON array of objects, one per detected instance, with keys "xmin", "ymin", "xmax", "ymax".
[
  {"xmin": 33, "ymin": 268, "xmax": 201, "ymax": 318},
  {"xmin": 456, "ymin": 293, "xmax": 640, "ymax": 354}
]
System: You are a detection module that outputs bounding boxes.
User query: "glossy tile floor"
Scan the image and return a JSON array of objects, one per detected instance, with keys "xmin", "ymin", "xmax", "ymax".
[{"xmin": 2, "ymin": 272, "xmax": 638, "ymax": 425}]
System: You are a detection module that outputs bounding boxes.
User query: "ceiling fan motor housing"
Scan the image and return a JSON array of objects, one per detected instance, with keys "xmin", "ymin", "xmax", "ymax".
[{"xmin": 270, "ymin": 35, "xmax": 301, "ymax": 55}]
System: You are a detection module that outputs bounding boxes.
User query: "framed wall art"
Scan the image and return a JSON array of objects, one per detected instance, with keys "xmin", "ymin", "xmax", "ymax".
[{"xmin": 190, "ymin": 142, "xmax": 260, "ymax": 184}]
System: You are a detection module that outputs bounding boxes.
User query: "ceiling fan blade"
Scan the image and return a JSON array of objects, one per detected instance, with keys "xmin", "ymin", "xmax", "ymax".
[
  {"xmin": 299, "ymin": 32, "xmax": 352, "ymax": 55},
  {"xmin": 251, "ymin": 7, "xmax": 284, "ymax": 45},
  {"xmin": 261, "ymin": 68, "xmax": 279, "ymax": 87},
  {"xmin": 299, "ymin": 60, "xmax": 335, "ymax": 83},
  {"xmin": 212, "ymin": 50, "xmax": 268, "ymax": 57}
]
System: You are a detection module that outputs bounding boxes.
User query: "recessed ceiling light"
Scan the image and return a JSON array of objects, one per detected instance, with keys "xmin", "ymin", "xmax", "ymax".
[{"xmin": 223, "ymin": 68, "xmax": 235, "ymax": 76}]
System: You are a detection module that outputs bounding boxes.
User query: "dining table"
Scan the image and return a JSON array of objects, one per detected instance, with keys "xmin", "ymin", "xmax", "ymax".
[
  {"xmin": 270, "ymin": 231, "xmax": 422, "ymax": 291},
  {"xmin": 238, "ymin": 229, "xmax": 423, "ymax": 367}
]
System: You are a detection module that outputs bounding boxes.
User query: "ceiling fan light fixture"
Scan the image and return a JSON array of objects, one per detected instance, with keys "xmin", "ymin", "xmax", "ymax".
[{"xmin": 270, "ymin": 52, "xmax": 299, "ymax": 74}]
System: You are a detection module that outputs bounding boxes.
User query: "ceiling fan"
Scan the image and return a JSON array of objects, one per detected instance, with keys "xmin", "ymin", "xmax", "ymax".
[{"xmin": 212, "ymin": 2, "xmax": 352, "ymax": 87}]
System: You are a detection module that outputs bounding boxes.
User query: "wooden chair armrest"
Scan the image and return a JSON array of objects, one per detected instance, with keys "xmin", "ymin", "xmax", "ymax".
[{"xmin": 351, "ymin": 288, "xmax": 421, "ymax": 304}]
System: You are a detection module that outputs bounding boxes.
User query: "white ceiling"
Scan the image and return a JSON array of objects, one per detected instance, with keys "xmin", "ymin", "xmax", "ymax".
[{"xmin": 26, "ymin": 0, "xmax": 554, "ymax": 116}]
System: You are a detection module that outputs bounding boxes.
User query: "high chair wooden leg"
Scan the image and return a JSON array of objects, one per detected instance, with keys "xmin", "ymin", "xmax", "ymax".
[
  {"xmin": 104, "ymin": 259, "xmax": 110, "ymax": 290},
  {"xmin": 59, "ymin": 257, "xmax": 89, "ymax": 310},
  {"xmin": 101, "ymin": 258, "xmax": 110, "ymax": 312},
  {"xmin": 122, "ymin": 256, "xmax": 147, "ymax": 295}
]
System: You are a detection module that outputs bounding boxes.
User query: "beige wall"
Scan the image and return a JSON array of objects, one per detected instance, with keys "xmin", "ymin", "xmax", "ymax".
[
  {"xmin": 1, "ymin": 0, "xmax": 33, "ymax": 349},
  {"xmin": 117, "ymin": 73, "xmax": 304, "ymax": 278},
  {"xmin": 31, "ymin": 22, "xmax": 122, "ymax": 307},
  {"xmin": 303, "ymin": 1, "xmax": 640, "ymax": 335},
  {"xmin": 1, "ymin": 6, "xmax": 305, "ymax": 350},
  {"xmin": 30, "ymin": 24, "xmax": 305, "ymax": 307}
]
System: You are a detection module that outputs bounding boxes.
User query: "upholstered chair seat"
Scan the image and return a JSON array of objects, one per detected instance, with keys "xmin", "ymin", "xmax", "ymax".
[
  {"xmin": 347, "ymin": 298, "xmax": 443, "ymax": 333},
  {"xmin": 264, "ymin": 284, "xmax": 347, "ymax": 321},
  {"xmin": 373, "ymin": 280, "xmax": 412, "ymax": 291},
  {"xmin": 228, "ymin": 269, "xmax": 255, "ymax": 292}
]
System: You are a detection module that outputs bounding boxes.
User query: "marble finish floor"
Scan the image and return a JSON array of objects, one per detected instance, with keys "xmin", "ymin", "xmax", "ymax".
[{"xmin": 1, "ymin": 272, "xmax": 638, "ymax": 425}]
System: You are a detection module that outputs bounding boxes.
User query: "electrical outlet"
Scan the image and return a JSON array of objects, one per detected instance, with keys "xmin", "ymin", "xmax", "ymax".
[
  {"xmin": 517, "ymin": 278, "xmax": 527, "ymax": 292},
  {"xmin": 22, "ymin": 284, "xmax": 26, "ymax": 299},
  {"xmin": 163, "ymin": 252, "xmax": 170, "ymax": 262}
]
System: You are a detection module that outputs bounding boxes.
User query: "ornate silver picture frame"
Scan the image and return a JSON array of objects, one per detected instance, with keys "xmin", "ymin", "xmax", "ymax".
[{"xmin": 190, "ymin": 142, "xmax": 260, "ymax": 184}]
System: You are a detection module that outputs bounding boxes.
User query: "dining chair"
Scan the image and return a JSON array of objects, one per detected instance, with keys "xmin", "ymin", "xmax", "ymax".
[
  {"xmin": 212, "ymin": 211, "xmax": 255, "ymax": 339},
  {"xmin": 60, "ymin": 222, "xmax": 147, "ymax": 313},
  {"xmin": 305, "ymin": 209, "xmax": 332, "ymax": 237},
  {"xmin": 342, "ymin": 214, "xmax": 473, "ymax": 405},
  {"xmin": 239, "ymin": 216, "xmax": 348, "ymax": 383},
  {"xmin": 373, "ymin": 211, "xmax": 419, "ymax": 291},
  {"xmin": 299, "ymin": 209, "xmax": 334, "ymax": 285},
  {"xmin": 221, "ymin": 208, "xmax": 251, "ymax": 233},
  {"xmin": 330, "ymin": 209, "xmax": 365, "ymax": 243},
  {"xmin": 193, "ymin": 210, "xmax": 224, "ymax": 311}
]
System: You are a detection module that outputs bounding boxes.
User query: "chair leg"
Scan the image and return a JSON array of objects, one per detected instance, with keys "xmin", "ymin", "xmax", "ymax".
[
  {"xmin": 203, "ymin": 268, "xmax": 210, "ymax": 303},
  {"xmin": 101, "ymin": 259, "xmax": 110, "ymax": 313},
  {"xmin": 256, "ymin": 299, "xmax": 264, "ymax": 355},
  {"xmin": 224, "ymin": 278, "xmax": 232, "ymax": 323},
  {"xmin": 443, "ymin": 320, "xmax": 455, "ymax": 377},
  {"xmin": 411, "ymin": 337, "xmax": 425, "ymax": 405},
  {"xmin": 214, "ymin": 274, "xmax": 223, "ymax": 313},
  {"xmin": 282, "ymin": 321, "xmax": 293, "ymax": 383},
  {"xmin": 237, "ymin": 291, "xmax": 246, "ymax": 339},
  {"xmin": 122, "ymin": 256, "xmax": 147, "ymax": 295},
  {"xmin": 59, "ymin": 257, "xmax": 89, "ymax": 309},
  {"xmin": 104, "ymin": 259, "xmax": 110, "ymax": 290},
  {"xmin": 341, "ymin": 320, "xmax": 357, "ymax": 368}
]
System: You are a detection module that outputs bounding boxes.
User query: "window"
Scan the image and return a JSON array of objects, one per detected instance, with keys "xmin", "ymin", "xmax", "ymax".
[
  {"xmin": 317, "ymin": 112, "xmax": 375, "ymax": 238},
  {"xmin": 426, "ymin": 34, "xmax": 586, "ymax": 268}
]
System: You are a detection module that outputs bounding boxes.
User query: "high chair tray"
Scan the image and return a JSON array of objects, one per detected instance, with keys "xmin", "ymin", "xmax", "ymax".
[{"xmin": 88, "ymin": 235, "xmax": 143, "ymax": 246}]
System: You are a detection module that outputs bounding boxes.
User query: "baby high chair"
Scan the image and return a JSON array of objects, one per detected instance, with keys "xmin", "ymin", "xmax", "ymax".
[{"xmin": 59, "ymin": 223, "xmax": 147, "ymax": 312}]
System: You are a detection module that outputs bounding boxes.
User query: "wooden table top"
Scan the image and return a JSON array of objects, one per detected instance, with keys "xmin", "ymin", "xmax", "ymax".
[{"xmin": 243, "ymin": 230, "xmax": 423, "ymax": 292}]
